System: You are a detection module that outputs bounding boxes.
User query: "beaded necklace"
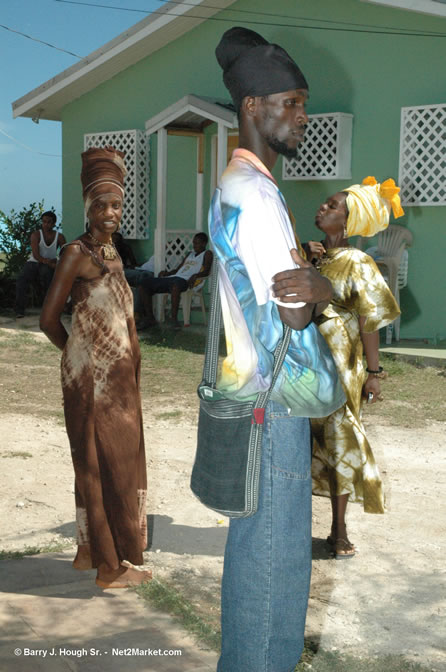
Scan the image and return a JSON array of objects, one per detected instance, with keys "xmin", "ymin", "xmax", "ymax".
[{"xmin": 87, "ymin": 232, "xmax": 118, "ymax": 260}]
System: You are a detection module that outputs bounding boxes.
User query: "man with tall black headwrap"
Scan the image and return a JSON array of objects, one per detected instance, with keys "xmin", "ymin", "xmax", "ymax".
[{"xmin": 208, "ymin": 28, "xmax": 345, "ymax": 671}]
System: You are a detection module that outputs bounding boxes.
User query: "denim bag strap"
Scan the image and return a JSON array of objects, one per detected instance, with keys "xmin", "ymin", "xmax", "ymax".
[{"xmin": 199, "ymin": 262, "xmax": 291, "ymax": 403}]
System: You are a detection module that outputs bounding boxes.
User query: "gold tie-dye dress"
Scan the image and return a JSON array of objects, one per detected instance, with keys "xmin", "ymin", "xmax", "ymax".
[
  {"xmin": 61, "ymin": 240, "xmax": 147, "ymax": 568},
  {"xmin": 311, "ymin": 247, "xmax": 400, "ymax": 513}
]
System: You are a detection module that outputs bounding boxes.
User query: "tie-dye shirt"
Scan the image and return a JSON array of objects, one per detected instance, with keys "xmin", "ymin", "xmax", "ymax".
[{"xmin": 209, "ymin": 148, "xmax": 345, "ymax": 418}]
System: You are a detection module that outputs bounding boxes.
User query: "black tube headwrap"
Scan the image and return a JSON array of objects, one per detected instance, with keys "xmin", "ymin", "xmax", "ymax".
[{"xmin": 216, "ymin": 27, "xmax": 308, "ymax": 109}]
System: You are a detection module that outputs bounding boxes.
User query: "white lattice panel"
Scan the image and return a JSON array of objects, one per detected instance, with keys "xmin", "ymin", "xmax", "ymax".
[
  {"xmin": 399, "ymin": 104, "xmax": 446, "ymax": 206},
  {"xmin": 283, "ymin": 113, "xmax": 353, "ymax": 180},
  {"xmin": 165, "ymin": 230, "xmax": 195, "ymax": 269},
  {"xmin": 84, "ymin": 129, "xmax": 149, "ymax": 238}
]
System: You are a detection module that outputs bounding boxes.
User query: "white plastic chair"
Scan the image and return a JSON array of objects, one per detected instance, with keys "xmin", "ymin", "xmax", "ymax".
[
  {"xmin": 365, "ymin": 224, "xmax": 413, "ymax": 343},
  {"xmin": 181, "ymin": 281, "xmax": 207, "ymax": 327},
  {"xmin": 160, "ymin": 279, "xmax": 207, "ymax": 326}
]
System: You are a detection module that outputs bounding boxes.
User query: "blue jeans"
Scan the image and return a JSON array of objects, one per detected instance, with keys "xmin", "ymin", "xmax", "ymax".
[
  {"xmin": 124, "ymin": 269, "xmax": 154, "ymax": 314},
  {"xmin": 218, "ymin": 401, "xmax": 312, "ymax": 672}
]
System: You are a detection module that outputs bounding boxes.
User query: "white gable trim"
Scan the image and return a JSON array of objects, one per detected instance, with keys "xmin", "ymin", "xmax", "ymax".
[
  {"xmin": 361, "ymin": 0, "xmax": 446, "ymax": 17},
  {"xmin": 12, "ymin": 0, "xmax": 237, "ymax": 121},
  {"xmin": 145, "ymin": 95, "xmax": 238, "ymax": 134}
]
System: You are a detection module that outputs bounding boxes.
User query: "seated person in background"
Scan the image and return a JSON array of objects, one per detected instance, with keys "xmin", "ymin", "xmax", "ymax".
[
  {"xmin": 112, "ymin": 231, "xmax": 138, "ymax": 268},
  {"xmin": 137, "ymin": 232, "xmax": 213, "ymax": 329},
  {"xmin": 124, "ymin": 255, "xmax": 155, "ymax": 322},
  {"xmin": 126, "ymin": 241, "xmax": 184, "ymax": 321},
  {"xmin": 15, "ymin": 211, "xmax": 66, "ymax": 318},
  {"xmin": 124, "ymin": 255, "xmax": 155, "ymax": 285}
]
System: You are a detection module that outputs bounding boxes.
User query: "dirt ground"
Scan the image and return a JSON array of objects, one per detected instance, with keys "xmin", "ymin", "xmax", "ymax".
[{"xmin": 0, "ymin": 324, "xmax": 445, "ymax": 670}]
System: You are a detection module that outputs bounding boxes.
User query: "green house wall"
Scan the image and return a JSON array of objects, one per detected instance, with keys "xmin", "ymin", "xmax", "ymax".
[{"xmin": 61, "ymin": 0, "xmax": 446, "ymax": 340}]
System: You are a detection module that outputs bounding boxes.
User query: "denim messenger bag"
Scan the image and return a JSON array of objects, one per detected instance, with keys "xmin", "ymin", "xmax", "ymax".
[{"xmin": 190, "ymin": 264, "xmax": 291, "ymax": 518}]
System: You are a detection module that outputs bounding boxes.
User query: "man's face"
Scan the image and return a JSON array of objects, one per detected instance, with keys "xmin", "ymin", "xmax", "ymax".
[
  {"xmin": 193, "ymin": 236, "xmax": 206, "ymax": 254},
  {"xmin": 255, "ymin": 89, "xmax": 309, "ymax": 159},
  {"xmin": 41, "ymin": 215, "xmax": 56, "ymax": 232}
]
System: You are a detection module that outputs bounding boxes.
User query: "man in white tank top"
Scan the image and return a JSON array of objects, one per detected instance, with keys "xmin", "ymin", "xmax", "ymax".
[
  {"xmin": 15, "ymin": 211, "xmax": 66, "ymax": 317},
  {"xmin": 137, "ymin": 232, "xmax": 213, "ymax": 329}
]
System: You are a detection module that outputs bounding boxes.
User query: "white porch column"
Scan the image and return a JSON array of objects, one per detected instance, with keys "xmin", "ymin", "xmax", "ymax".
[
  {"xmin": 217, "ymin": 123, "xmax": 228, "ymax": 182},
  {"xmin": 195, "ymin": 134, "xmax": 204, "ymax": 231},
  {"xmin": 155, "ymin": 127, "xmax": 167, "ymax": 274},
  {"xmin": 154, "ymin": 127, "xmax": 168, "ymax": 320}
]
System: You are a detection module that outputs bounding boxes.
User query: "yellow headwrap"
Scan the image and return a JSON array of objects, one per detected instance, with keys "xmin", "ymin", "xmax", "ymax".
[{"xmin": 343, "ymin": 176, "xmax": 404, "ymax": 238}]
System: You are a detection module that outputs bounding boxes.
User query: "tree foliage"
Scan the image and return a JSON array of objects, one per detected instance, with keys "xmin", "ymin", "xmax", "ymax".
[{"xmin": 0, "ymin": 201, "xmax": 54, "ymax": 278}]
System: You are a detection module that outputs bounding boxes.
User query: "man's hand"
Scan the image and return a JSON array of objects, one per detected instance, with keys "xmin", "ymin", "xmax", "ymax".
[
  {"xmin": 272, "ymin": 249, "xmax": 332, "ymax": 304},
  {"xmin": 158, "ymin": 270, "xmax": 169, "ymax": 277},
  {"xmin": 187, "ymin": 274, "xmax": 198, "ymax": 288}
]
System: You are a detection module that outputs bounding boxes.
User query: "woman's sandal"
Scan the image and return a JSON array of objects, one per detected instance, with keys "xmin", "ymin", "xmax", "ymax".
[{"xmin": 334, "ymin": 537, "xmax": 356, "ymax": 559}]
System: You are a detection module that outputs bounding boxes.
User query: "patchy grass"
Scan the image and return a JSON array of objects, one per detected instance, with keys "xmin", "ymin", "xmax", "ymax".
[
  {"xmin": 155, "ymin": 410, "xmax": 183, "ymax": 421},
  {"xmin": 1, "ymin": 450, "xmax": 32, "ymax": 459},
  {"xmin": 138, "ymin": 328, "xmax": 224, "ymax": 422},
  {"xmin": 136, "ymin": 578, "xmax": 221, "ymax": 652},
  {"xmin": 139, "ymin": 326, "xmax": 208, "ymax": 355},
  {"xmin": 295, "ymin": 646, "xmax": 433, "ymax": 671},
  {"xmin": 0, "ymin": 540, "xmax": 74, "ymax": 560},
  {"xmin": 0, "ymin": 330, "xmax": 63, "ymax": 420},
  {"xmin": 0, "ymin": 325, "xmax": 214, "ymax": 421},
  {"xmin": 363, "ymin": 353, "xmax": 446, "ymax": 428},
  {"xmin": 2, "ymin": 328, "xmax": 443, "ymax": 430}
]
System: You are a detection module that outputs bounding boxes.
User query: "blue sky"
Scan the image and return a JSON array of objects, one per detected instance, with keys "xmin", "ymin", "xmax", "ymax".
[{"xmin": 0, "ymin": 0, "xmax": 167, "ymax": 222}]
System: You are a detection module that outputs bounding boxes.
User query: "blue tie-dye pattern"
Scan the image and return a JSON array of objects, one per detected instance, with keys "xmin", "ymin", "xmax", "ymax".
[{"xmin": 209, "ymin": 162, "xmax": 345, "ymax": 418}]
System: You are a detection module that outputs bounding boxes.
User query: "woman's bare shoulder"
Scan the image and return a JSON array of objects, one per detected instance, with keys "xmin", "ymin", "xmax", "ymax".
[{"xmin": 60, "ymin": 238, "xmax": 91, "ymax": 258}]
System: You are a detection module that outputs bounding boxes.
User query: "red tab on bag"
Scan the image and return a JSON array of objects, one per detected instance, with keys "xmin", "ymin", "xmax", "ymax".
[{"xmin": 252, "ymin": 408, "xmax": 265, "ymax": 425}]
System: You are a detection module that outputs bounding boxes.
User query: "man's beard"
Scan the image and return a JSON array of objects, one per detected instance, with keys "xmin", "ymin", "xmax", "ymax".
[{"xmin": 266, "ymin": 135, "xmax": 299, "ymax": 160}]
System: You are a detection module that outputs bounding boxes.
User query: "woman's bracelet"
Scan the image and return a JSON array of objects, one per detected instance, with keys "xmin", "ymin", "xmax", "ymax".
[{"xmin": 366, "ymin": 366, "xmax": 383, "ymax": 375}]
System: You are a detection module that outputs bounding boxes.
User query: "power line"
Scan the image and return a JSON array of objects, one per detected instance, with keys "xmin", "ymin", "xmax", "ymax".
[
  {"xmin": 54, "ymin": 0, "xmax": 446, "ymax": 37},
  {"xmin": 159, "ymin": 0, "xmax": 446, "ymax": 36},
  {"xmin": 0, "ymin": 23, "xmax": 84, "ymax": 59},
  {"xmin": 0, "ymin": 128, "xmax": 62, "ymax": 157}
]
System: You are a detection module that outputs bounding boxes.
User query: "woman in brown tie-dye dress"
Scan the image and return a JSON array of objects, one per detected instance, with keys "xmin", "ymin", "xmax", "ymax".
[{"xmin": 40, "ymin": 146, "xmax": 151, "ymax": 589}]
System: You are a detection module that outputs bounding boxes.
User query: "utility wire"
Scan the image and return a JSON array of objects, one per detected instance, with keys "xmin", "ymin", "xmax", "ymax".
[
  {"xmin": 0, "ymin": 128, "xmax": 62, "ymax": 157},
  {"xmin": 0, "ymin": 23, "xmax": 84, "ymax": 59},
  {"xmin": 159, "ymin": 0, "xmax": 446, "ymax": 36},
  {"xmin": 54, "ymin": 0, "xmax": 446, "ymax": 37}
]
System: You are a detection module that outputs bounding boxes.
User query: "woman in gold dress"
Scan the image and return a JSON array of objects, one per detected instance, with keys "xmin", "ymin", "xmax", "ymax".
[
  {"xmin": 40, "ymin": 147, "xmax": 152, "ymax": 588},
  {"xmin": 307, "ymin": 177, "xmax": 403, "ymax": 558}
]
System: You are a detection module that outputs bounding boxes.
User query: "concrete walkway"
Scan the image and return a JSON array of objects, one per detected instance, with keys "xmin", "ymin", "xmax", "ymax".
[
  {"xmin": 0, "ymin": 551, "xmax": 218, "ymax": 672},
  {"xmin": 380, "ymin": 341, "xmax": 446, "ymax": 366}
]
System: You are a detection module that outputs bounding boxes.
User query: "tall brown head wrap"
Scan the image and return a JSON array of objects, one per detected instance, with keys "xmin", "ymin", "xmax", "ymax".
[
  {"xmin": 81, "ymin": 146, "xmax": 126, "ymax": 214},
  {"xmin": 216, "ymin": 27, "xmax": 308, "ymax": 109}
]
